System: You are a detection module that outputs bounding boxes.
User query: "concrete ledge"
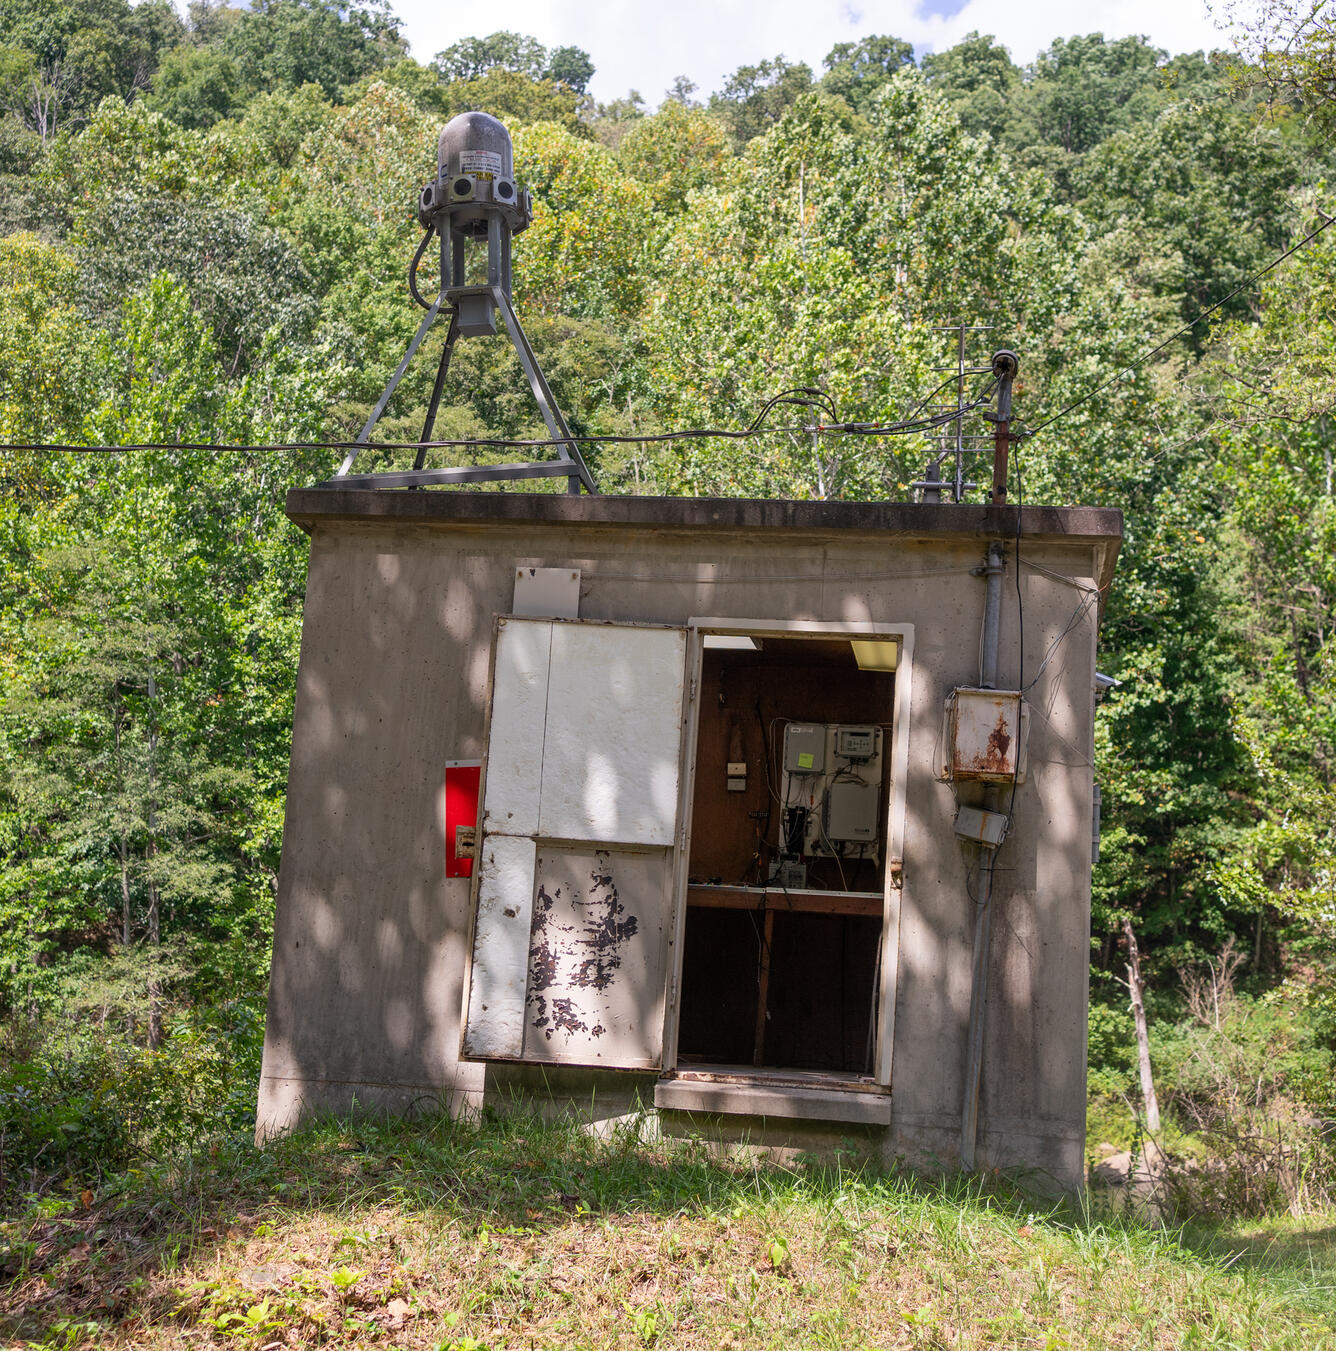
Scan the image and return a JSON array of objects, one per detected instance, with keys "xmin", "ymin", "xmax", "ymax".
[
  {"xmin": 654, "ymin": 1077, "xmax": 894, "ymax": 1126},
  {"xmin": 287, "ymin": 490, "xmax": 1121, "ymax": 545}
]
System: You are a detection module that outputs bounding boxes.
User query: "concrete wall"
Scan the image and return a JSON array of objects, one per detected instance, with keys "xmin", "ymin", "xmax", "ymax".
[{"xmin": 258, "ymin": 497, "xmax": 1116, "ymax": 1190}]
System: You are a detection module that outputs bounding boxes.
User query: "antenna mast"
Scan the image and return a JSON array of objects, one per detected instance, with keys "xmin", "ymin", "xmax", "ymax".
[{"xmin": 328, "ymin": 112, "xmax": 596, "ymax": 494}]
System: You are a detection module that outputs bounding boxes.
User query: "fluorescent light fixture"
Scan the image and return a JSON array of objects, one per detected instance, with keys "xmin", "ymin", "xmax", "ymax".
[
  {"xmin": 851, "ymin": 639, "xmax": 900, "ymax": 672},
  {"xmin": 703, "ymin": 634, "xmax": 758, "ymax": 650}
]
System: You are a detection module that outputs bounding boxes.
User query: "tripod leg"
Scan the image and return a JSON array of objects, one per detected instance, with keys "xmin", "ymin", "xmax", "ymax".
[
  {"xmin": 337, "ymin": 294, "xmax": 443, "ymax": 477},
  {"xmin": 415, "ymin": 309, "xmax": 460, "ymax": 469},
  {"xmin": 493, "ymin": 286, "xmax": 596, "ymax": 494}
]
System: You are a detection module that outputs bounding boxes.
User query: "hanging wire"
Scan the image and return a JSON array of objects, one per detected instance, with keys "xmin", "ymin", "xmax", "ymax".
[
  {"xmin": 408, "ymin": 225, "xmax": 438, "ymax": 311},
  {"xmin": 2, "ymin": 388, "xmax": 995, "ymax": 458},
  {"xmin": 1022, "ymin": 210, "xmax": 1336, "ymax": 441}
]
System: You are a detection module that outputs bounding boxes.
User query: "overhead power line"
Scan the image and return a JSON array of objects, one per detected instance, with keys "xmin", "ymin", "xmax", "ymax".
[
  {"xmin": 2, "ymin": 392, "xmax": 996, "ymax": 459},
  {"xmin": 7, "ymin": 214, "xmax": 1331, "ymax": 469},
  {"xmin": 1024, "ymin": 209, "xmax": 1336, "ymax": 439}
]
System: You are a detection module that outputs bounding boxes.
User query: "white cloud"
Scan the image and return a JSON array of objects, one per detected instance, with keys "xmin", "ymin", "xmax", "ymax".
[{"xmin": 388, "ymin": 0, "xmax": 1228, "ymax": 106}]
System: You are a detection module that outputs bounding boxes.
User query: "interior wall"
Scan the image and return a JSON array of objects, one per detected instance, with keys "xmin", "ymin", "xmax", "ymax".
[
  {"xmin": 689, "ymin": 645, "xmax": 894, "ymax": 889},
  {"xmin": 763, "ymin": 913, "xmax": 880, "ymax": 1072},
  {"xmin": 676, "ymin": 909, "xmax": 762, "ymax": 1065}
]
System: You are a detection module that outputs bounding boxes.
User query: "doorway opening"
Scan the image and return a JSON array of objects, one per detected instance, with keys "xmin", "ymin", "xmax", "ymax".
[{"xmin": 675, "ymin": 632, "xmax": 896, "ymax": 1083}]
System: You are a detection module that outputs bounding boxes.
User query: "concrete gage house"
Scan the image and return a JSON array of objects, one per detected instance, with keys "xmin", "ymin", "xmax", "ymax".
[{"xmin": 258, "ymin": 490, "xmax": 1122, "ymax": 1190}]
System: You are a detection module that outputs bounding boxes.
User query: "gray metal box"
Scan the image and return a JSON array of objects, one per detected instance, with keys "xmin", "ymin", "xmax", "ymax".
[
  {"xmin": 826, "ymin": 780, "xmax": 879, "ymax": 841},
  {"xmin": 513, "ymin": 566, "xmax": 580, "ymax": 619},
  {"xmin": 954, "ymin": 804, "xmax": 1007, "ymax": 847},
  {"xmin": 784, "ymin": 723, "xmax": 827, "ymax": 774},
  {"xmin": 456, "ymin": 290, "xmax": 497, "ymax": 337},
  {"xmin": 834, "ymin": 725, "xmax": 877, "ymax": 760},
  {"xmin": 946, "ymin": 688, "xmax": 1027, "ymax": 782}
]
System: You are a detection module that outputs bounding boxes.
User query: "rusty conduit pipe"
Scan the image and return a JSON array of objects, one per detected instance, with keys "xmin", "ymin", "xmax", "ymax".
[
  {"xmin": 961, "ymin": 848, "xmax": 996, "ymax": 1171},
  {"xmin": 962, "ymin": 539, "xmax": 1007, "ymax": 1171}
]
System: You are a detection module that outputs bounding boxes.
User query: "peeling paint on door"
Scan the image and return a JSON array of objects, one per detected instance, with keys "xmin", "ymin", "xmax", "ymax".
[
  {"xmin": 529, "ymin": 852, "xmax": 641, "ymax": 1044},
  {"xmin": 519, "ymin": 845, "xmax": 668, "ymax": 1066}
]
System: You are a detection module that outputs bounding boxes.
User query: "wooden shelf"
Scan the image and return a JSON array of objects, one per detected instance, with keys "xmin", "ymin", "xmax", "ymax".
[{"xmin": 686, "ymin": 884, "xmax": 883, "ymax": 919}]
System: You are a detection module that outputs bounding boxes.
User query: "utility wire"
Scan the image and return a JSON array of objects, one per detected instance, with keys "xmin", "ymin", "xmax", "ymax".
[
  {"xmin": 2, "ymin": 395, "xmax": 993, "ymax": 458},
  {"xmin": 16, "ymin": 214, "xmax": 1329, "ymax": 465},
  {"xmin": 1024, "ymin": 210, "xmax": 1336, "ymax": 439}
]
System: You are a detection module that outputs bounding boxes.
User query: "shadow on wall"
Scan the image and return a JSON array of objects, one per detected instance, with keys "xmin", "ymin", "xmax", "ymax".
[{"xmin": 259, "ymin": 537, "xmax": 503, "ymax": 1129}]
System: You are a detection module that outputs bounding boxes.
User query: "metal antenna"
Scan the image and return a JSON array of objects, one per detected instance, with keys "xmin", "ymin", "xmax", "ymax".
[
  {"xmin": 326, "ymin": 112, "xmax": 596, "ymax": 495},
  {"xmin": 907, "ymin": 322, "xmax": 999, "ymax": 507}
]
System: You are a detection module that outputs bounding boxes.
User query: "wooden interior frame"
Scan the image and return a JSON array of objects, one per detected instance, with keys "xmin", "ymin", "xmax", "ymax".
[{"xmin": 662, "ymin": 618, "xmax": 915, "ymax": 1088}]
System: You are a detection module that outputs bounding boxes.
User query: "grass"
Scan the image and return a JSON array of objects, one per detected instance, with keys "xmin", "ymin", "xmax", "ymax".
[{"xmin": 2, "ymin": 1108, "xmax": 1334, "ymax": 1350}]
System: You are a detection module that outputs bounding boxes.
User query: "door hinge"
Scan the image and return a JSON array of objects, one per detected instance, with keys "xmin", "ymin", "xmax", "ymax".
[
  {"xmin": 668, "ymin": 973, "xmax": 678, "ymax": 1011},
  {"xmin": 688, "ymin": 675, "xmax": 697, "ymax": 703}
]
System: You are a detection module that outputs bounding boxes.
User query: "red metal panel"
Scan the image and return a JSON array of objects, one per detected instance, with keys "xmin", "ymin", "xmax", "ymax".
[{"xmin": 445, "ymin": 762, "xmax": 481, "ymax": 878}]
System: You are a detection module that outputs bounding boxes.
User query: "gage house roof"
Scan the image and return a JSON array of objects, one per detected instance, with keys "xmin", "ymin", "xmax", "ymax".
[{"xmin": 286, "ymin": 491, "xmax": 1124, "ymax": 598}]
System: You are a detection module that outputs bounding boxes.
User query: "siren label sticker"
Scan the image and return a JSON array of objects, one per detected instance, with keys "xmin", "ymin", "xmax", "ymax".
[{"xmin": 459, "ymin": 149, "xmax": 502, "ymax": 181}]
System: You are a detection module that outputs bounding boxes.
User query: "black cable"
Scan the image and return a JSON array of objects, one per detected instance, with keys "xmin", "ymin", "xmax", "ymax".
[
  {"xmin": 1024, "ymin": 209, "xmax": 1336, "ymax": 440},
  {"xmin": 747, "ymin": 386, "xmax": 840, "ymax": 428},
  {"xmin": 4, "ymin": 404, "xmax": 991, "ymax": 458},
  {"xmin": 835, "ymin": 395, "xmax": 996, "ymax": 437},
  {"xmin": 408, "ymin": 225, "xmax": 437, "ymax": 311},
  {"xmin": 901, "ymin": 371, "xmax": 999, "ymax": 429}
]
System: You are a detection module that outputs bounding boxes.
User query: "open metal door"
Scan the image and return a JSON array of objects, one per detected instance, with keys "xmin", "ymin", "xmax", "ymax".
[{"xmin": 462, "ymin": 617, "xmax": 689, "ymax": 1069}]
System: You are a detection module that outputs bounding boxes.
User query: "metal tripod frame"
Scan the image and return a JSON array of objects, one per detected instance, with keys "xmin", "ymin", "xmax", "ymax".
[{"xmin": 327, "ymin": 211, "xmax": 597, "ymax": 495}]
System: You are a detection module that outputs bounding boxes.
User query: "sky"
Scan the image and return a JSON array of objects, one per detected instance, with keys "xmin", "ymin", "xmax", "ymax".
[{"xmin": 388, "ymin": 0, "xmax": 1230, "ymax": 105}]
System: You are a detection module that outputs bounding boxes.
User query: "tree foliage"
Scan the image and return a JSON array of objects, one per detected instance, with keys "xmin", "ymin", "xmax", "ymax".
[
  {"xmin": 0, "ymin": 7, "xmax": 1333, "ymax": 1109},
  {"xmin": 431, "ymin": 30, "xmax": 594, "ymax": 95}
]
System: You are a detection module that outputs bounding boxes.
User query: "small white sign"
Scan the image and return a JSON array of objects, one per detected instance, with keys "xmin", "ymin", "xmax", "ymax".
[
  {"xmin": 459, "ymin": 150, "xmax": 502, "ymax": 180},
  {"xmin": 513, "ymin": 566, "xmax": 580, "ymax": 619}
]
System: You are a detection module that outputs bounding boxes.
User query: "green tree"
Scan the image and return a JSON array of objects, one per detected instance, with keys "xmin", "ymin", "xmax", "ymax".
[
  {"xmin": 145, "ymin": 45, "xmax": 243, "ymax": 129},
  {"xmin": 74, "ymin": 194, "xmax": 317, "ymax": 374},
  {"xmin": 1021, "ymin": 33, "xmax": 1169, "ymax": 154},
  {"xmin": 920, "ymin": 30, "xmax": 1021, "ymax": 140},
  {"xmin": 616, "ymin": 99, "xmax": 729, "ymax": 210},
  {"xmin": 1077, "ymin": 99, "xmax": 1298, "ymax": 332},
  {"xmin": 512, "ymin": 121, "xmax": 655, "ymax": 320},
  {"xmin": 1, "ymin": 272, "xmax": 338, "ymax": 1018},
  {"xmin": 820, "ymin": 34, "xmax": 914, "ymax": 113},
  {"xmin": 432, "ymin": 30, "xmax": 548, "ymax": 83},
  {"xmin": 709, "ymin": 56, "xmax": 814, "ymax": 146},
  {"xmin": 0, "ymin": 234, "xmax": 94, "ymax": 494},
  {"xmin": 233, "ymin": 81, "xmax": 333, "ymax": 172},
  {"xmin": 222, "ymin": 0, "xmax": 404, "ymax": 99},
  {"xmin": 430, "ymin": 30, "xmax": 593, "ymax": 94},
  {"xmin": 432, "ymin": 68, "xmax": 586, "ymax": 133},
  {"xmin": 1230, "ymin": 0, "xmax": 1336, "ymax": 141},
  {"xmin": 643, "ymin": 79, "xmax": 1078, "ymax": 497},
  {"xmin": 0, "ymin": 0, "xmax": 182, "ymax": 138},
  {"xmin": 546, "ymin": 45, "xmax": 594, "ymax": 95}
]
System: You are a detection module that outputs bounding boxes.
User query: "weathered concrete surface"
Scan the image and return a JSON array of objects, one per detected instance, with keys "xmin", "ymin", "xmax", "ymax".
[
  {"xmin": 654, "ymin": 1079, "xmax": 894, "ymax": 1126},
  {"xmin": 259, "ymin": 492, "xmax": 1120, "ymax": 1190}
]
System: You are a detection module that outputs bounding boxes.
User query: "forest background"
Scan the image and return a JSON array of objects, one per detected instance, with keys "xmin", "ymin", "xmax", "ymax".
[{"xmin": 0, "ymin": 0, "xmax": 1335, "ymax": 1217}]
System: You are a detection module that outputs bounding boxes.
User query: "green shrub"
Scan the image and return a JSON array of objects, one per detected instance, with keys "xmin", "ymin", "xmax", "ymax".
[
  {"xmin": 0, "ymin": 998, "xmax": 265, "ymax": 1195},
  {"xmin": 1088, "ymin": 999, "xmax": 1138, "ymax": 1097}
]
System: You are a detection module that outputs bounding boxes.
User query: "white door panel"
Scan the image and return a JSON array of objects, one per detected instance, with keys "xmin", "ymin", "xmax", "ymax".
[
  {"xmin": 463, "ymin": 834, "xmax": 538, "ymax": 1059},
  {"xmin": 481, "ymin": 619, "xmax": 551, "ymax": 839},
  {"xmin": 463, "ymin": 618, "xmax": 688, "ymax": 1070},
  {"xmin": 538, "ymin": 623, "xmax": 687, "ymax": 845}
]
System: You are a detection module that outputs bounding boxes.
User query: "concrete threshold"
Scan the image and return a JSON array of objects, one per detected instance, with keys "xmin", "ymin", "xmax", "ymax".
[{"xmin": 655, "ymin": 1069, "xmax": 893, "ymax": 1126}]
